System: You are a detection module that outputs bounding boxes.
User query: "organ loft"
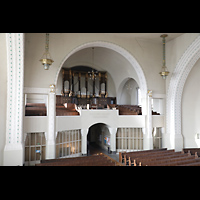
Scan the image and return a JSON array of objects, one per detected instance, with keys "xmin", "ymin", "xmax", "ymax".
[{"xmin": 58, "ymin": 66, "xmax": 116, "ymax": 109}]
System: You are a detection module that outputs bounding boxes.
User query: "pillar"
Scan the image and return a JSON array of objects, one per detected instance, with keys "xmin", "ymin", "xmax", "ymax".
[
  {"xmin": 3, "ymin": 33, "xmax": 24, "ymax": 166},
  {"xmin": 143, "ymin": 90, "xmax": 153, "ymax": 150},
  {"xmin": 81, "ymin": 129, "xmax": 88, "ymax": 155},
  {"xmin": 109, "ymin": 127, "xmax": 117, "ymax": 154},
  {"xmin": 46, "ymin": 84, "xmax": 56, "ymax": 159}
]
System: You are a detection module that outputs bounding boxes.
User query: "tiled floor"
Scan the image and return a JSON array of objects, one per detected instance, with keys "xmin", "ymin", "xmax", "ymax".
[{"xmin": 88, "ymin": 143, "xmax": 119, "ymax": 162}]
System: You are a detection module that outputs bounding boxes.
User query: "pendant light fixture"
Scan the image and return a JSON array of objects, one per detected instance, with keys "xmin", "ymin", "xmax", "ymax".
[
  {"xmin": 39, "ymin": 33, "xmax": 54, "ymax": 70},
  {"xmin": 88, "ymin": 47, "xmax": 98, "ymax": 80},
  {"xmin": 159, "ymin": 34, "xmax": 169, "ymax": 79}
]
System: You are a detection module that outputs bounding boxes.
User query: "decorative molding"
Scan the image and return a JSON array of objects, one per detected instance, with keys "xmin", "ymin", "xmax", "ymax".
[
  {"xmin": 54, "ymin": 41, "xmax": 148, "ymax": 99},
  {"xmin": 166, "ymin": 35, "xmax": 200, "ymax": 149},
  {"xmin": 5, "ymin": 33, "xmax": 24, "ymax": 147}
]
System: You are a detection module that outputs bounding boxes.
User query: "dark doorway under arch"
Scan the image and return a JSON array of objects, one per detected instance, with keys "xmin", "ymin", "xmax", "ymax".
[{"xmin": 87, "ymin": 123, "xmax": 110, "ymax": 155}]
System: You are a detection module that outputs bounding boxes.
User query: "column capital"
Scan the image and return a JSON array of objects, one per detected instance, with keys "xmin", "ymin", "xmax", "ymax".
[
  {"xmin": 49, "ymin": 84, "xmax": 56, "ymax": 93},
  {"xmin": 147, "ymin": 90, "xmax": 152, "ymax": 97}
]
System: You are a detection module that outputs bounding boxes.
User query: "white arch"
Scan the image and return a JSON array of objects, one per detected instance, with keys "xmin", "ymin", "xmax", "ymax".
[
  {"xmin": 54, "ymin": 41, "xmax": 147, "ymax": 98},
  {"xmin": 166, "ymin": 35, "xmax": 200, "ymax": 150}
]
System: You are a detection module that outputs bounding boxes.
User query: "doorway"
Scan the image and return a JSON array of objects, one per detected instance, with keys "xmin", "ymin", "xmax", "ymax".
[{"xmin": 87, "ymin": 123, "xmax": 110, "ymax": 155}]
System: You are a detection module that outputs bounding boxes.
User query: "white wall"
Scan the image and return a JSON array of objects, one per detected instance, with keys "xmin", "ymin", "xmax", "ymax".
[
  {"xmin": 182, "ymin": 59, "xmax": 200, "ymax": 147},
  {"xmin": 166, "ymin": 33, "xmax": 199, "ymax": 92},
  {"xmin": 0, "ymin": 33, "xmax": 7, "ymax": 165},
  {"xmin": 119, "ymin": 78, "xmax": 139, "ymax": 105},
  {"xmin": 24, "ymin": 33, "xmax": 165, "ymax": 95}
]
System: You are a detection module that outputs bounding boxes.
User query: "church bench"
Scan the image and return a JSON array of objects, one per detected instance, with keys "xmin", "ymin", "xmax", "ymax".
[
  {"xmin": 117, "ymin": 105, "xmax": 142, "ymax": 115},
  {"xmin": 122, "ymin": 149, "xmax": 172, "ymax": 163},
  {"xmin": 56, "ymin": 103, "xmax": 79, "ymax": 116},
  {"xmin": 37, "ymin": 153, "xmax": 120, "ymax": 166},
  {"xmin": 127, "ymin": 151, "xmax": 182, "ymax": 164},
  {"xmin": 38, "ymin": 160, "xmax": 116, "ymax": 166},
  {"xmin": 41, "ymin": 155, "xmax": 106, "ymax": 164},
  {"xmin": 25, "ymin": 106, "xmax": 47, "ymax": 116},
  {"xmin": 37, "ymin": 161, "xmax": 110, "ymax": 166},
  {"xmin": 38, "ymin": 161, "xmax": 116, "ymax": 166},
  {"xmin": 56, "ymin": 110, "xmax": 79, "ymax": 116},
  {"xmin": 155, "ymin": 157, "xmax": 200, "ymax": 166},
  {"xmin": 183, "ymin": 148, "xmax": 200, "ymax": 156},
  {"xmin": 119, "ymin": 148, "xmax": 167, "ymax": 163},
  {"xmin": 178, "ymin": 160, "xmax": 200, "ymax": 166},
  {"xmin": 131, "ymin": 150, "xmax": 199, "ymax": 166},
  {"xmin": 126, "ymin": 150, "xmax": 179, "ymax": 165},
  {"xmin": 139, "ymin": 154, "xmax": 196, "ymax": 166},
  {"xmin": 56, "ymin": 108, "xmax": 79, "ymax": 116},
  {"xmin": 26, "ymin": 103, "xmax": 46, "ymax": 107}
]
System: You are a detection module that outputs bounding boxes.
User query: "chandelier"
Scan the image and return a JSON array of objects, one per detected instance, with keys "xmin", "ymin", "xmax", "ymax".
[
  {"xmin": 159, "ymin": 34, "xmax": 170, "ymax": 79},
  {"xmin": 88, "ymin": 69, "xmax": 98, "ymax": 80},
  {"xmin": 39, "ymin": 33, "xmax": 54, "ymax": 70},
  {"xmin": 88, "ymin": 47, "xmax": 98, "ymax": 80}
]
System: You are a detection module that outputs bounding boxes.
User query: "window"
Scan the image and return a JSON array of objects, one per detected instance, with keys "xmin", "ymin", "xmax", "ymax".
[
  {"xmin": 56, "ymin": 130, "xmax": 81, "ymax": 158},
  {"xmin": 24, "ymin": 132, "xmax": 46, "ymax": 166},
  {"xmin": 153, "ymin": 127, "xmax": 162, "ymax": 149},
  {"xmin": 116, "ymin": 128, "xmax": 143, "ymax": 151}
]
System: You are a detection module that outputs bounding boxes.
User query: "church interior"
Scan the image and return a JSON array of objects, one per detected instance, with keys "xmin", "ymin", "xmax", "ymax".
[{"xmin": 1, "ymin": 33, "xmax": 200, "ymax": 166}]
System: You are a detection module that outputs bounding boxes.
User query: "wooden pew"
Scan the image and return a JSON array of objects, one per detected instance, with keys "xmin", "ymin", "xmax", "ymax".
[
  {"xmin": 37, "ymin": 153, "xmax": 123, "ymax": 166},
  {"xmin": 127, "ymin": 150, "xmax": 177, "ymax": 166},
  {"xmin": 119, "ymin": 148, "xmax": 167, "ymax": 163},
  {"xmin": 141, "ymin": 154, "xmax": 195, "ymax": 166},
  {"xmin": 117, "ymin": 105, "xmax": 142, "ymax": 115},
  {"xmin": 26, "ymin": 103, "xmax": 46, "ymax": 107},
  {"xmin": 56, "ymin": 103, "xmax": 79, "ymax": 116},
  {"xmin": 134, "ymin": 149, "xmax": 200, "ymax": 166},
  {"xmin": 124, "ymin": 150, "xmax": 170, "ymax": 162},
  {"xmin": 25, "ymin": 106, "xmax": 47, "ymax": 116},
  {"xmin": 128, "ymin": 150, "xmax": 179, "ymax": 165},
  {"xmin": 183, "ymin": 148, "xmax": 200, "ymax": 156},
  {"xmin": 156, "ymin": 157, "xmax": 200, "ymax": 166}
]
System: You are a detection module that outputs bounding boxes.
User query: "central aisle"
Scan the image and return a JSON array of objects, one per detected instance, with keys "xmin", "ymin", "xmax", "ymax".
[{"xmin": 88, "ymin": 142, "xmax": 119, "ymax": 162}]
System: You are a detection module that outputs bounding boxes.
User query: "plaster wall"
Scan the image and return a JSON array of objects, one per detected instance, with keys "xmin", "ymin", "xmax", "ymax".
[
  {"xmin": 182, "ymin": 59, "xmax": 200, "ymax": 147},
  {"xmin": 0, "ymin": 33, "xmax": 7, "ymax": 165},
  {"xmin": 24, "ymin": 33, "xmax": 165, "ymax": 95}
]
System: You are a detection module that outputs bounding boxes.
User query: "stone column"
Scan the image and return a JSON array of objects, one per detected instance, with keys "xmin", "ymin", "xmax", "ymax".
[
  {"xmin": 147, "ymin": 90, "xmax": 153, "ymax": 149},
  {"xmin": 109, "ymin": 127, "xmax": 117, "ymax": 154},
  {"xmin": 46, "ymin": 84, "xmax": 56, "ymax": 159},
  {"xmin": 3, "ymin": 33, "xmax": 24, "ymax": 166},
  {"xmin": 81, "ymin": 129, "xmax": 88, "ymax": 155},
  {"xmin": 143, "ymin": 90, "xmax": 153, "ymax": 150}
]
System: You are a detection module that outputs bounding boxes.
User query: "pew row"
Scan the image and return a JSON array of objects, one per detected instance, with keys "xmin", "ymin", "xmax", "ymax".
[
  {"xmin": 36, "ymin": 153, "xmax": 124, "ymax": 166},
  {"xmin": 119, "ymin": 148, "xmax": 200, "ymax": 166}
]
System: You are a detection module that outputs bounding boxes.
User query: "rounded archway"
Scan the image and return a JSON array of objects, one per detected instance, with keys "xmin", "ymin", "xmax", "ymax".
[
  {"xmin": 165, "ymin": 35, "xmax": 200, "ymax": 151},
  {"xmin": 87, "ymin": 123, "xmax": 110, "ymax": 155},
  {"xmin": 54, "ymin": 41, "xmax": 147, "ymax": 99},
  {"xmin": 117, "ymin": 77, "xmax": 140, "ymax": 105}
]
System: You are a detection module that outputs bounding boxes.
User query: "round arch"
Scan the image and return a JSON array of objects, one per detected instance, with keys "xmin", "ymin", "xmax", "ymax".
[
  {"xmin": 166, "ymin": 35, "xmax": 200, "ymax": 151},
  {"xmin": 54, "ymin": 41, "xmax": 147, "ymax": 98},
  {"xmin": 117, "ymin": 77, "xmax": 139, "ymax": 105}
]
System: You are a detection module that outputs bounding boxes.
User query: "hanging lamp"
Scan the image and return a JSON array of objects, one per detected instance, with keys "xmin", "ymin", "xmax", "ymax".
[
  {"xmin": 159, "ymin": 34, "xmax": 169, "ymax": 79},
  {"xmin": 39, "ymin": 33, "xmax": 54, "ymax": 70},
  {"xmin": 88, "ymin": 47, "xmax": 98, "ymax": 80}
]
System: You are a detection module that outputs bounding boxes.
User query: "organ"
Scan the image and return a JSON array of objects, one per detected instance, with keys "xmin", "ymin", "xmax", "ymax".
[
  {"xmin": 61, "ymin": 67, "xmax": 108, "ymax": 98},
  {"xmin": 59, "ymin": 66, "xmax": 116, "ymax": 108}
]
